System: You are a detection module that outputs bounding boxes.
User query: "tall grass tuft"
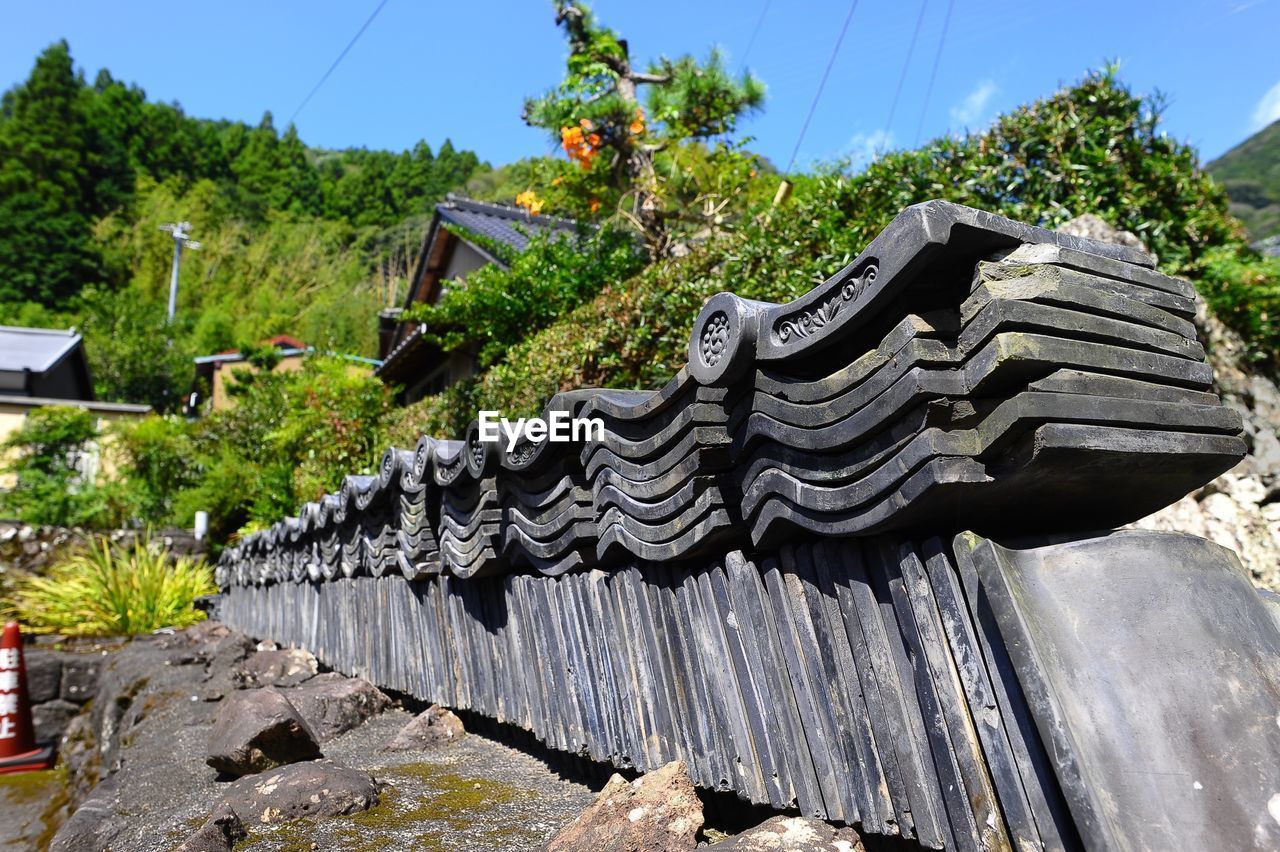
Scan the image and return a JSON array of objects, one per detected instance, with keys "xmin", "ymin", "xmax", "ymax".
[{"xmin": 8, "ymin": 537, "xmax": 217, "ymax": 636}]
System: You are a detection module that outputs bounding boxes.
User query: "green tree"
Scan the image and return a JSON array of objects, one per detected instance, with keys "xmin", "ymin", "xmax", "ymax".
[
  {"xmin": 176, "ymin": 357, "xmax": 394, "ymax": 539},
  {"xmin": 0, "ymin": 42, "xmax": 109, "ymax": 305},
  {"xmin": 77, "ymin": 285, "xmax": 197, "ymax": 412},
  {"xmin": 407, "ymin": 222, "xmax": 645, "ymax": 366},
  {"xmin": 391, "ymin": 67, "xmax": 1280, "ymax": 440},
  {"xmin": 523, "ymin": 1, "xmax": 765, "ymax": 254},
  {"xmin": 107, "ymin": 414, "xmax": 199, "ymax": 524},
  {"xmin": 0, "ymin": 407, "xmax": 109, "ymax": 526}
]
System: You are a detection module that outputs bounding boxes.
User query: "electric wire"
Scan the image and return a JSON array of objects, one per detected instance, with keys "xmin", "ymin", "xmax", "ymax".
[
  {"xmin": 883, "ymin": 0, "xmax": 929, "ymax": 140},
  {"xmin": 288, "ymin": 0, "xmax": 392, "ymax": 125},
  {"xmin": 913, "ymin": 0, "xmax": 954, "ymax": 145},
  {"xmin": 740, "ymin": 0, "xmax": 772, "ymax": 67},
  {"xmin": 786, "ymin": 0, "xmax": 860, "ymax": 172}
]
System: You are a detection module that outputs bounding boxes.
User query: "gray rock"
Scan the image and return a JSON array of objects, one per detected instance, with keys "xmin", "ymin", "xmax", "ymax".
[
  {"xmin": 206, "ymin": 687, "xmax": 321, "ymax": 777},
  {"xmin": 233, "ymin": 647, "xmax": 318, "ymax": 689},
  {"xmin": 545, "ymin": 760, "xmax": 703, "ymax": 852},
  {"xmin": 1056, "ymin": 212, "xmax": 1152, "ymax": 256},
  {"xmin": 382, "ymin": 704, "xmax": 465, "ymax": 751},
  {"xmin": 60, "ymin": 657, "xmax": 100, "ymax": 703},
  {"xmin": 32, "ymin": 699, "xmax": 80, "ymax": 743},
  {"xmin": 175, "ymin": 803, "xmax": 247, "ymax": 852},
  {"xmin": 217, "ymin": 759, "xmax": 382, "ymax": 825},
  {"xmin": 705, "ymin": 816, "xmax": 864, "ymax": 851},
  {"xmin": 285, "ymin": 673, "xmax": 391, "ymax": 741},
  {"xmin": 24, "ymin": 651, "xmax": 62, "ymax": 704}
]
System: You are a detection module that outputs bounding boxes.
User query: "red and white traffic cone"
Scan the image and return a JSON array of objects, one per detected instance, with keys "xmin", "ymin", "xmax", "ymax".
[{"xmin": 0, "ymin": 622, "xmax": 54, "ymax": 774}]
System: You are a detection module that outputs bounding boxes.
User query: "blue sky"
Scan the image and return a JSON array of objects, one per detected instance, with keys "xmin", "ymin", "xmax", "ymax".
[{"xmin": 2, "ymin": 0, "xmax": 1277, "ymax": 171}]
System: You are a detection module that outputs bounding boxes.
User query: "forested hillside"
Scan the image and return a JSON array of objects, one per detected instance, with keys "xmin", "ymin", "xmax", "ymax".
[
  {"xmin": 1209, "ymin": 119, "xmax": 1280, "ymax": 242},
  {"xmin": 0, "ymin": 41, "xmax": 485, "ymax": 409}
]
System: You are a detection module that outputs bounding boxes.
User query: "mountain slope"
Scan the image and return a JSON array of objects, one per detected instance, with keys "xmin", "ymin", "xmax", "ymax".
[{"xmin": 1208, "ymin": 119, "xmax": 1280, "ymax": 242}]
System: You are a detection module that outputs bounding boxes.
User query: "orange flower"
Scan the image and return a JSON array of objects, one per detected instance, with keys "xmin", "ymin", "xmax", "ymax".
[
  {"xmin": 579, "ymin": 118, "xmax": 594, "ymax": 130},
  {"xmin": 515, "ymin": 189, "xmax": 544, "ymax": 216},
  {"xmin": 629, "ymin": 106, "xmax": 645, "ymax": 136},
  {"xmin": 588, "ymin": 198, "xmax": 601, "ymax": 213},
  {"xmin": 560, "ymin": 122, "xmax": 601, "ymax": 169},
  {"xmin": 551, "ymin": 176, "xmax": 564, "ymax": 186}
]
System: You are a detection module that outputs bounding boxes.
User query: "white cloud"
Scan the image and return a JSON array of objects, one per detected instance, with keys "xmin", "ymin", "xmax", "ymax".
[
  {"xmin": 845, "ymin": 129, "xmax": 894, "ymax": 168},
  {"xmin": 1251, "ymin": 80, "xmax": 1280, "ymax": 131},
  {"xmin": 950, "ymin": 80, "xmax": 998, "ymax": 129}
]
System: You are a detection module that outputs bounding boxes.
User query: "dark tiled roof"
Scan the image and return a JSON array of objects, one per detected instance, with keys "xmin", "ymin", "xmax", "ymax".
[
  {"xmin": 0, "ymin": 325, "xmax": 82, "ymax": 373},
  {"xmin": 437, "ymin": 193, "xmax": 580, "ymax": 254}
]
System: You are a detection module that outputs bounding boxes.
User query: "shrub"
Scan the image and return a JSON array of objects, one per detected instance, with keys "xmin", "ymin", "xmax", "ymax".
[
  {"xmin": 0, "ymin": 406, "xmax": 113, "ymax": 527},
  {"xmin": 406, "ymin": 223, "xmax": 646, "ymax": 367},
  {"xmin": 177, "ymin": 355, "xmax": 394, "ymax": 540},
  {"xmin": 107, "ymin": 414, "xmax": 199, "ymax": 525},
  {"xmin": 8, "ymin": 536, "xmax": 216, "ymax": 635}
]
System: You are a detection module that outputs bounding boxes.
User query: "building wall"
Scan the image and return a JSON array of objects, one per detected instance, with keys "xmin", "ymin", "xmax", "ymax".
[
  {"xmin": 208, "ymin": 352, "xmax": 308, "ymax": 411},
  {"xmin": 439, "ymin": 240, "xmax": 490, "ymax": 297}
]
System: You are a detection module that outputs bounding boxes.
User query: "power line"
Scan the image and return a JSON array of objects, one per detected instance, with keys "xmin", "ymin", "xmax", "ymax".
[
  {"xmin": 740, "ymin": 0, "xmax": 772, "ymax": 68},
  {"xmin": 288, "ymin": 0, "xmax": 392, "ymax": 125},
  {"xmin": 786, "ymin": 0, "xmax": 860, "ymax": 172},
  {"xmin": 883, "ymin": 0, "xmax": 929, "ymax": 138},
  {"xmin": 913, "ymin": 0, "xmax": 955, "ymax": 146}
]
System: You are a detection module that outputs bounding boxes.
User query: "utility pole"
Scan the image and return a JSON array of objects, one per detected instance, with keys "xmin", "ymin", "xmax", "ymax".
[{"xmin": 159, "ymin": 222, "xmax": 202, "ymax": 323}]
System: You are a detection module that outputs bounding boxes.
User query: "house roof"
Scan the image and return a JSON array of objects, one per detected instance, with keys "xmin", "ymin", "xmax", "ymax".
[
  {"xmin": 0, "ymin": 325, "xmax": 83, "ymax": 373},
  {"xmin": 0, "ymin": 394, "xmax": 150, "ymax": 414},
  {"xmin": 376, "ymin": 196, "xmax": 583, "ymax": 381},
  {"xmin": 0, "ymin": 325, "xmax": 94, "ymax": 400},
  {"xmin": 435, "ymin": 194, "xmax": 580, "ymax": 255}
]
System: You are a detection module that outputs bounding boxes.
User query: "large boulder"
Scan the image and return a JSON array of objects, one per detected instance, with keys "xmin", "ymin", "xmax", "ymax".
[
  {"xmin": 704, "ymin": 816, "xmax": 863, "ymax": 851},
  {"xmin": 206, "ymin": 687, "xmax": 321, "ymax": 777},
  {"xmin": 285, "ymin": 673, "xmax": 391, "ymax": 741},
  {"xmin": 544, "ymin": 760, "xmax": 703, "ymax": 852},
  {"xmin": 217, "ymin": 760, "xmax": 383, "ymax": 825},
  {"xmin": 383, "ymin": 704, "xmax": 465, "ymax": 751},
  {"xmin": 233, "ymin": 647, "xmax": 319, "ymax": 689},
  {"xmin": 175, "ymin": 803, "xmax": 247, "ymax": 852}
]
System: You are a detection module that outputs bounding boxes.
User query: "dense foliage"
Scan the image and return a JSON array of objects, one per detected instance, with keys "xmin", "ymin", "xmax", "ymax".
[
  {"xmin": 173, "ymin": 357, "xmax": 394, "ymax": 542},
  {"xmin": 2, "ymin": 25, "xmax": 1274, "ymax": 551},
  {"xmin": 7, "ymin": 536, "xmax": 215, "ymax": 635},
  {"xmin": 0, "ymin": 41, "xmax": 485, "ymax": 409},
  {"xmin": 406, "ymin": 223, "xmax": 646, "ymax": 367},
  {"xmin": 389, "ymin": 67, "xmax": 1279, "ymax": 440},
  {"xmin": 0, "ymin": 407, "xmax": 114, "ymax": 527},
  {"xmin": 1, "ymin": 357, "xmax": 391, "ymax": 543},
  {"xmin": 1208, "ymin": 118, "xmax": 1280, "ymax": 241}
]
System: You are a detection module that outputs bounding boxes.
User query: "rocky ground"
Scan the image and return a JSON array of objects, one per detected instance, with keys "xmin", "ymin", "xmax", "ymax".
[{"xmin": 0, "ymin": 622, "xmax": 868, "ymax": 852}]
